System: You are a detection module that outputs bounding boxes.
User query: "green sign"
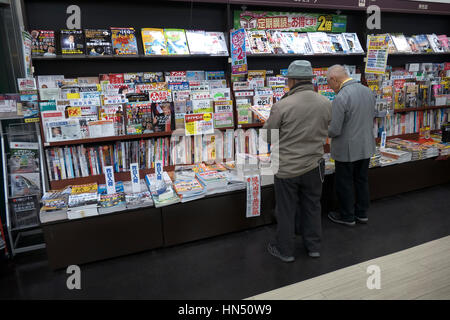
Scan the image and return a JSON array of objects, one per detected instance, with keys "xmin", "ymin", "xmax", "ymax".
[{"xmin": 234, "ymin": 11, "xmax": 347, "ymax": 33}]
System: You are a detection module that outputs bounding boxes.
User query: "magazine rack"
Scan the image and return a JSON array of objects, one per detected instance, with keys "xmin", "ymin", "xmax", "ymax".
[{"xmin": 0, "ymin": 118, "xmax": 46, "ymax": 255}]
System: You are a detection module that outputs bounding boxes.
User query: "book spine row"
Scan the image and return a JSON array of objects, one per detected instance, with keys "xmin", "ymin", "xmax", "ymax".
[
  {"xmin": 374, "ymin": 108, "xmax": 449, "ymax": 137},
  {"xmin": 45, "ymin": 137, "xmax": 171, "ymax": 181}
]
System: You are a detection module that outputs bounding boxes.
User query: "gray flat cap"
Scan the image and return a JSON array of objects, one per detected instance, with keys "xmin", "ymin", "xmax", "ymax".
[{"xmin": 286, "ymin": 60, "xmax": 313, "ymax": 79}]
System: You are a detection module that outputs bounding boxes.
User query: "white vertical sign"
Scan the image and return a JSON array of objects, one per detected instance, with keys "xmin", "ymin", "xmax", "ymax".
[
  {"xmin": 246, "ymin": 175, "xmax": 261, "ymax": 218},
  {"xmin": 155, "ymin": 161, "xmax": 163, "ymax": 181},
  {"xmin": 104, "ymin": 165, "xmax": 116, "ymax": 194},
  {"xmin": 130, "ymin": 163, "xmax": 140, "ymax": 193},
  {"xmin": 380, "ymin": 131, "xmax": 386, "ymax": 150}
]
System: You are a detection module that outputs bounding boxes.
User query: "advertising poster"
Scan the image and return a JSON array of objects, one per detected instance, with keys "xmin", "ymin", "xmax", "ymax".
[{"xmin": 231, "ymin": 29, "xmax": 248, "ymax": 76}]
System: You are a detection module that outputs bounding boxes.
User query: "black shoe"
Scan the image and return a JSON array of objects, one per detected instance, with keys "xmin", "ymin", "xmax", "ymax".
[
  {"xmin": 267, "ymin": 243, "xmax": 295, "ymax": 263},
  {"xmin": 328, "ymin": 211, "xmax": 355, "ymax": 226},
  {"xmin": 308, "ymin": 252, "xmax": 320, "ymax": 258},
  {"xmin": 356, "ymin": 216, "xmax": 368, "ymax": 224}
]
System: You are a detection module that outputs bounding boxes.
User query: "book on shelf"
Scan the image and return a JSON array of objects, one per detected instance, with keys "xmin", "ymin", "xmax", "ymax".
[
  {"xmin": 141, "ymin": 28, "xmax": 168, "ymax": 55},
  {"xmin": 30, "ymin": 30, "xmax": 56, "ymax": 56},
  {"xmin": 111, "ymin": 27, "xmax": 138, "ymax": 55},
  {"xmin": 97, "ymin": 181, "xmax": 126, "ymax": 214},
  {"xmin": 145, "ymin": 172, "xmax": 180, "ymax": 207},
  {"xmin": 84, "ymin": 29, "xmax": 113, "ymax": 56},
  {"xmin": 40, "ymin": 187, "xmax": 72, "ymax": 223},
  {"xmin": 164, "ymin": 29, "xmax": 189, "ymax": 55},
  {"xmin": 60, "ymin": 29, "xmax": 85, "ymax": 55},
  {"xmin": 123, "ymin": 179, "xmax": 153, "ymax": 209},
  {"xmin": 152, "ymin": 101, "xmax": 175, "ymax": 132}
]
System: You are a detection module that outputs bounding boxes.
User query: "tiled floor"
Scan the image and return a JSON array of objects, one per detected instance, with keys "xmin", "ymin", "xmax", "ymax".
[{"xmin": 247, "ymin": 236, "xmax": 450, "ymax": 300}]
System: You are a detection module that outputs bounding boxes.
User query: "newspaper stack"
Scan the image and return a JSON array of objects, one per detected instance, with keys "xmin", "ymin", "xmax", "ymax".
[
  {"xmin": 39, "ymin": 186, "xmax": 71, "ymax": 223},
  {"xmin": 173, "ymin": 177, "xmax": 206, "ymax": 202},
  {"xmin": 380, "ymin": 147, "xmax": 412, "ymax": 166},
  {"xmin": 123, "ymin": 180, "xmax": 153, "ymax": 209},
  {"xmin": 195, "ymin": 170, "xmax": 228, "ymax": 195},
  {"xmin": 369, "ymin": 148, "xmax": 381, "ymax": 168},
  {"xmin": 97, "ymin": 182, "xmax": 126, "ymax": 215},
  {"xmin": 67, "ymin": 183, "xmax": 99, "ymax": 219}
]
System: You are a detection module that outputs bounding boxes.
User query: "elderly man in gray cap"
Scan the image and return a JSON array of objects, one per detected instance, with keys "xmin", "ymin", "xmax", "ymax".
[{"xmin": 264, "ymin": 60, "xmax": 332, "ymax": 262}]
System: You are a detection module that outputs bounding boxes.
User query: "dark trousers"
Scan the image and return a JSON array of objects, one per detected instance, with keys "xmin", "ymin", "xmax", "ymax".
[
  {"xmin": 334, "ymin": 159, "xmax": 370, "ymax": 222},
  {"xmin": 274, "ymin": 167, "xmax": 323, "ymax": 256}
]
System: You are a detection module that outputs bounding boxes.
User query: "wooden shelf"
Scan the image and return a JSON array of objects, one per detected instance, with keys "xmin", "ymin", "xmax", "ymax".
[
  {"xmin": 375, "ymin": 130, "xmax": 441, "ymax": 143},
  {"xmin": 394, "ymin": 105, "xmax": 449, "ymax": 113},
  {"xmin": 44, "ymin": 131, "xmax": 173, "ymax": 147},
  {"xmin": 32, "ymin": 54, "xmax": 229, "ymax": 61},
  {"xmin": 237, "ymin": 123, "xmax": 264, "ymax": 129},
  {"xmin": 388, "ymin": 52, "xmax": 450, "ymax": 56},
  {"xmin": 49, "ymin": 166, "xmax": 175, "ymax": 190}
]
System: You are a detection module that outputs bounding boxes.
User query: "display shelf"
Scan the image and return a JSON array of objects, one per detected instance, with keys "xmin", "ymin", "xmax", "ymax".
[
  {"xmin": 246, "ymin": 52, "xmax": 366, "ymax": 58},
  {"xmin": 43, "ymin": 131, "xmax": 173, "ymax": 147},
  {"xmin": 388, "ymin": 52, "xmax": 450, "ymax": 56},
  {"xmin": 375, "ymin": 130, "xmax": 441, "ymax": 143},
  {"xmin": 49, "ymin": 165, "xmax": 175, "ymax": 190},
  {"xmin": 32, "ymin": 54, "xmax": 229, "ymax": 61},
  {"xmin": 393, "ymin": 105, "xmax": 449, "ymax": 113},
  {"xmin": 237, "ymin": 123, "xmax": 264, "ymax": 129}
]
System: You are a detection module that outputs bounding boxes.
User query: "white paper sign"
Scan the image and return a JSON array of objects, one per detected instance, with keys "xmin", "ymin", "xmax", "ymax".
[
  {"xmin": 381, "ymin": 131, "xmax": 386, "ymax": 150},
  {"xmin": 155, "ymin": 161, "xmax": 164, "ymax": 181},
  {"xmin": 246, "ymin": 175, "xmax": 261, "ymax": 218},
  {"xmin": 130, "ymin": 163, "xmax": 140, "ymax": 193},
  {"xmin": 104, "ymin": 166, "xmax": 116, "ymax": 195}
]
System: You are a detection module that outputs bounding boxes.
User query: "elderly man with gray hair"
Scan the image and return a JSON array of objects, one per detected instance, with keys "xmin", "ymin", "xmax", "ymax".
[
  {"xmin": 326, "ymin": 64, "xmax": 376, "ymax": 226},
  {"xmin": 264, "ymin": 60, "xmax": 331, "ymax": 262}
]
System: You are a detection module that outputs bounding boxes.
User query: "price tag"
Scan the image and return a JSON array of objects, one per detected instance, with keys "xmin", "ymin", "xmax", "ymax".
[{"xmin": 130, "ymin": 163, "xmax": 140, "ymax": 193}]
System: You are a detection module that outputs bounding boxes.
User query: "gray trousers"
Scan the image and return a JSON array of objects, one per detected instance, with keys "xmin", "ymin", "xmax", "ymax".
[{"xmin": 274, "ymin": 166, "xmax": 323, "ymax": 256}]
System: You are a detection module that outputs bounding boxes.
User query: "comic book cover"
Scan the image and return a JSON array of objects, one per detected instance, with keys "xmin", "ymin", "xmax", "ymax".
[
  {"xmin": 60, "ymin": 29, "xmax": 84, "ymax": 55},
  {"xmin": 30, "ymin": 30, "xmax": 56, "ymax": 56},
  {"xmin": 142, "ymin": 28, "xmax": 168, "ymax": 55},
  {"xmin": 84, "ymin": 29, "xmax": 113, "ymax": 56},
  {"xmin": 111, "ymin": 27, "xmax": 138, "ymax": 55}
]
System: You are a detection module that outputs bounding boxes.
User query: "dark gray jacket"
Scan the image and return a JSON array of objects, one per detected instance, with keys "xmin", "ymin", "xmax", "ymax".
[{"xmin": 328, "ymin": 79, "xmax": 376, "ymax": 162}]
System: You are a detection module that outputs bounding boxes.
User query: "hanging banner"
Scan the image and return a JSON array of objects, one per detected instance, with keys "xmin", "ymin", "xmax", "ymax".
[
  {"xmin": 246, "ymin": 175, "xmax": 261, "ymax": 218},
  {"xmin": 231, "ymin": 28, "xmax": 248, "ymax": 76},
  {"xmin": 234, "ymin": 11, "xmax": 347, "ymax": 33},
  {"xmin": 365, "ymin": 34, "xmax": 389, "ymax": 74},
  {"xmin": 21, "ymin": 31, "xmax": 33, "ymax": 78}
]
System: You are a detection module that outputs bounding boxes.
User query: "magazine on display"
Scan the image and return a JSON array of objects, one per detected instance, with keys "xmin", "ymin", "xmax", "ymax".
[
  {"xmin": 246, "ymin": 30, "xmax": 272, "ymax": 54},
  {"xmin": 414, "ymin": 34, "xmax": 433, "ymax": 53},
  {"xmin": 327, "ymin": 33, "xmax": 349, "ymax": 53},
  {"xmin": 297, "ymin": 33, "xmax": 314, "ymax": 55},
  {"xmin": 406, "ymin": 36, "xmax": 420, "ymax": 53},
  {"xmin": 307, "ymin": 32, "xmax": 333, "ymax": 54},
  {"xmin": 152, "ymin": 101, "xmax": 175, "ymax": 132},
  {"xmin": 390, "ymin": 33, "xmax": 412, "ymax": 53},
  {"xmin": 84, "ymin": 29, "xmax": 113, "ymax": 56},
  {"xmin": 343, "ymin": 33, "xmax": 364, "ymax": 53},
  {"xmin": 10, "ymin": 173, "xmax": 41, "ymax": 197},
  {"xmin": 125, "ymin": 102, "xmax": 154, "ymax": 134},
  {"xmin": 141, "ymin": 28, "xmax": 168, "ymax": 55},
  {"xmin": 266, "ymin": 30, "xmax": 288, "ymax": 54},
  {"xmin": 30, "ymin": 30, "xmax": 56, "ymax": 56},
  {"xmin": 427, "ymin": 34, "xmax": 444, "ymax": 53},
  {"xmin": 437, "ymin": 35, "xmax": 450, "ymax": 52},
  {"xmin": 204, "ymin": 31, "xmax": 228, "ymax": 56},
  {"xmin": 164, "ymin": 29, "xmax": 189, "ymax": 55},
  {"xmin": 111, "ymin": 27, "xmax": 138, "ymax": 55},
  {"xmin": 185, "ymin": 30, "xmax": 208, "ymax": 54},
  {"xmin": 60, "ymin": 29, "xmax": 85, "ymax": 55},
  {"xmin": 279, "ymin": 32, "xmax": 297, "ymax": 54}
]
